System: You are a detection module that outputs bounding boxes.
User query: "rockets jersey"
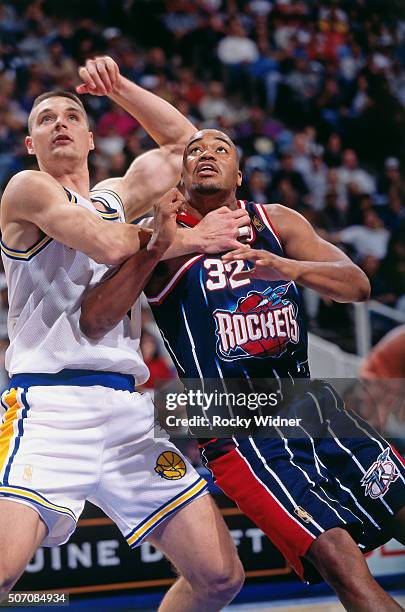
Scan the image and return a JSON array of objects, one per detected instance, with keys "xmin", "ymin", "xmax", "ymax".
[
  {"xmin": 1, "ymin": 187, "xmax": 149, "ymax": 385},
  {"xmin": 145, "ymin": 200, "xmax": 310, "ymax": 387}
]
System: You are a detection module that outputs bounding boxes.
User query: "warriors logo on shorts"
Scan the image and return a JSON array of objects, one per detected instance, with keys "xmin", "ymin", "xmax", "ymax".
[
  {"xmin": 155, "ymin": 451, "xmax": 187, "ymax": 480},
  {"xmin": 361, "ymin": 448, "xmax": 400, "ymax": 499}
]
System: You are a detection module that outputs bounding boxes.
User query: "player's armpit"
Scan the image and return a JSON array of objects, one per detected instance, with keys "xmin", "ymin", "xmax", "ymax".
[{"xmin": 1, "ymin": 170, "xmax": 141, "ymax": 265}]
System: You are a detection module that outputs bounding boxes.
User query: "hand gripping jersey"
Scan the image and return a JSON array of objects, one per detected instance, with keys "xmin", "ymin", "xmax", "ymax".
[
  {"xmin": 145, "ymin": 201, "xmax": 309, "ymax": 385},
  {"xmin": 1, "ymin": 187, "xmax": 149, "ymax": 385}
]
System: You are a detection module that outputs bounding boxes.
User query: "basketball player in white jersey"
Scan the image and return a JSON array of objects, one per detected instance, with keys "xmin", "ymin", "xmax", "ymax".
[{"xmin": 0, "ymin": 57, "xmax": 247, "ymax": 609}]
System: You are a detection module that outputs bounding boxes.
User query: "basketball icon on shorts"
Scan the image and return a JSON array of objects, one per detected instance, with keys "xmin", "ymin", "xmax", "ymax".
[{"xmin": 155, "ymin": 451, "xmax": 186, "ymax": 480}]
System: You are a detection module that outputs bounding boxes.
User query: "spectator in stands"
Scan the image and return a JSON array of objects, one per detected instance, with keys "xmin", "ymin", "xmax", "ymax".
[
  {"xmin": 316, "ymin": 189, "xmax": 347, "ymax": 233},
  {"xmin": 372, "ymin": 226, "xmax": 405, "ymax": 310},
  {"xmin": 269, "ymin": 151, "xmax": 309, "ymax": 208},
  {"xmin": 291, "ymin": 131, "xmax": 312, "ymax": 179},
  {"xmin": 217, "ymin": 16, "xmax": 259, "ymax": 67},
  {"xmin": 337, "ymin": 148, "xmax": 375, "ymax": 207},
  {"xmin": 377, "ymin": 157, "xmax": 403, "ymax": 206},
  {"xmin": 238, "ymin": 168, "xmax": 270, "ymax": 203},
  {"xmin": 199, "ymin": 80, "xmax": 236, "ymax": 123},
  {"xmin": 324, "ymin": 132, "xmax": 343, "ymax": 168},
  {"xmin": 330, "ymin": 208, "xmax": 390, "ymax": 262},
  {"xmin": 306, "ymin": 146, "xmax": 328, "ymax": 210},
  {"xmin": 217, "ymin": 16, "xmax": 259, "ymax": 95}
]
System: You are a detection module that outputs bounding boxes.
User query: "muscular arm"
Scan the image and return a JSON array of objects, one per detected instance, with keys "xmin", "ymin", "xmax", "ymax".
[
  {"xmin": 77, "ymin": 58, "xmax": 196, "ymax": 222},
  {"xmin": 223, "ymin": 204, "xmax": 370, "ymax": 303},
  {"xmin": 80, "ymin": 202, "xmax": 251, "ymax": 339},
  {"xmin": 0, "ymin": 171, "xmax": 143, "ymax": 265},
  {"xmin": 138, "ymin": 207, "xmax": 248, "ymax": 259},
  {"xmin": 80, "ymin": 233, "xmax": 157, "ymax": 339},
  {"xmin": 94, "ymin": 146, "xmax": 187, "ymax": 222}
]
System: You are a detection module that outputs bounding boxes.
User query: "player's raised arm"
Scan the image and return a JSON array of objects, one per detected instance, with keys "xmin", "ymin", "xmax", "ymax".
[
  {"xmin": 222, "ymin": 204, "xmax": 370, "ymax": 303},
  {"xmin": 77, "ymin": 56, "xmax": 197, "ymax": 222},
  {"xmin": 0, "ymin": 171, "xmax": 142, "ymax": 265}
]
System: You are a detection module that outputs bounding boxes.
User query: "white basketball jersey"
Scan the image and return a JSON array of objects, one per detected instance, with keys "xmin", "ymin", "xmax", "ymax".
[{"xmin": 1, "ymin": 187, "xmax": 149, "ymax": 384}]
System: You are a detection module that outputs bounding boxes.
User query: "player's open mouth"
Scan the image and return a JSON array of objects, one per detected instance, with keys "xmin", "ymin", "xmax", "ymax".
[
  {"xmin": 53, "ymin": 135, "xmax": 73, "ymax": 144},
  {"xmin": 196, "ymin": 163, "xmax": 219, "ymax": 176}
]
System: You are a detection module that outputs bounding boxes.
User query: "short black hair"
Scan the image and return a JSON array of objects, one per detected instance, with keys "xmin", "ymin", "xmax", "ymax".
[{"xmin": 28, "ymin": 90, "xmax": 88, "ymax": 133}]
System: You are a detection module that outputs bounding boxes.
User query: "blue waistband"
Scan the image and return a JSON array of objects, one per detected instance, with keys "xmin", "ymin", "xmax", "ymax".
[{"xmin": 9, "ymin": 369, "xmax": 135, "ymax": 392}]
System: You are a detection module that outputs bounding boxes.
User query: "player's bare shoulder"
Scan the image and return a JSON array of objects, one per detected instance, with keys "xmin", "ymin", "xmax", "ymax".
[
  {"xmin": 263, "ymin": 203, "xmax": 309, "ymax": 244},
  {"xmin": 1, "ymin": 170, "xmax": 66, "ymax": 219},
  {"xmin": 1, "ymin": 170, "xmax": 66, "ymax": 249}
]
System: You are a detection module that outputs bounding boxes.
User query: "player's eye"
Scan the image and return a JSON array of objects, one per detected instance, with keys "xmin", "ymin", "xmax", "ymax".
[
  {"xmin": 217, "ymin": 146, "xmax": 228, "ymax": 153},
  {"xmin": 69, "ymin": 114, "xmax": 79, "ymax": 121},
  {"xmin": 189, "ymin": 146, "xmax": 203, "ymax": 154},
  {"xmin": 41, "ymin": 115, "xmax": 53, "ymax": 123}
]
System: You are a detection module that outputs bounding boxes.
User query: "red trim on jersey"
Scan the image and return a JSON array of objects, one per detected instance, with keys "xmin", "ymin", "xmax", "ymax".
[
  {"xmin": 208, "ymin": 448, "xmax": 314, "ymax": 579},
  {"xmin": 390, "ymin": 443, "xmax": 405, "ymax": 467},
  {"xmin": 198, "ymin": 438, "xmax": 218, "ymax": 448},
  {"xmin": 256, "ymin": 204, "xmax": 283, "ymax": 249},
  {"xmin": 146, "ymin": 255, "xmax": 204, "ymax": 305},
  {"xmin": 176, "ymin": 210, "xmax": 200, "ymax": 228}
]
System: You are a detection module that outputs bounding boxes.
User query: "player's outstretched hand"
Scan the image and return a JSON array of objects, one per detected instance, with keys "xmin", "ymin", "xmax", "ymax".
[
  {"xmin": 76, "ymin": 56, "xmax": 120, "ymax": 96},
  {"xmin": 222, "ymin": 246, "xmax": 299, "ymax": 282},
  {"xmin": 148, "ymin": 188, "xmax": 185, "ymax": 255},
  {"xmin": 193, "ymin": 206, "xmax": 251, "ymax": 254}
]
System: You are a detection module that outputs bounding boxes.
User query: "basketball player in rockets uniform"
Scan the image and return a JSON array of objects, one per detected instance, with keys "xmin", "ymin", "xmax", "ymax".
[
  {"xmin": 0, "ymin": 63, "xmax": 246, "ymax": 609},
  {"xmin": 81, "ymin": 130, "xmax": 405, "ymax": 611}
]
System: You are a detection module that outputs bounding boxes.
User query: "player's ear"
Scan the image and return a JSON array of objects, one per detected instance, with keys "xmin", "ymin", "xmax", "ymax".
[
  {"xmin": 25, "ymin": 136, "xmax": 35, "ymax": 155},
  {"xmin": 89, "ymin": 131, "xmax": 95, "ymax": 151},
  {"xmin": 237, "ymin": 170, "xmax": 242, "ymax": 187}
]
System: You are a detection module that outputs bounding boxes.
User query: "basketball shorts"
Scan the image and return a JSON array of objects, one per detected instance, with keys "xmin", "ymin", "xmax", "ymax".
[
  {"xmin": 207, "ymin": 382, "xmax": 405, "ymax": 583},
  {"xmin": 0, "ymin": 372, "xmax": 208, "ymax": 547}
]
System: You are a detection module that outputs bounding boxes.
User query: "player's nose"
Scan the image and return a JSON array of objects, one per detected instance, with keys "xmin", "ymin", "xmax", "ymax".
[
  {"xmin": 55, "ymin": 117, "xmax": 68, "ymax": 129},
  {"xmin": 200, "ymin": 149, "xmax": 216, "ymax": 159}
]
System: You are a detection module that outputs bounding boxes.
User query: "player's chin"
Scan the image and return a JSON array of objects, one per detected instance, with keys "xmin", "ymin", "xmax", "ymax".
[
  {"xmin": 53, "ymin": 148, "xmax": 79, "ymax": 160},
  {"xmin": 192, "ymin": 180, "xmax": 222, "ymax": 194}
]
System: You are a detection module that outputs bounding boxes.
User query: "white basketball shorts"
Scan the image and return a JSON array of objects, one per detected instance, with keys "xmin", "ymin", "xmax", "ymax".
[{"xmin": 0, "ymin": 381, "xmax": 208, "ymax": 547}]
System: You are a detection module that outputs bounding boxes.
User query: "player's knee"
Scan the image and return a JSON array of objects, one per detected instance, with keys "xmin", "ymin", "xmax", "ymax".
[
  {"xmin": 208, "ymin": 560, "xmax": 245, "ymax": 603},
  {"xmin": 307, "ymin": 528, "xmax": 359, "ymax": 588},
  {"xmin": 196, "ymin": 557, "xmax": 244, "ymax": 604}
]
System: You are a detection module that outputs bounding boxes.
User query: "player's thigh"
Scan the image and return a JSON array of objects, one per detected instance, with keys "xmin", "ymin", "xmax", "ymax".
[
  {"xmin": 147, "ymin": 494, "xmax": 244, "ymax": 587},
  {"xmin": 0, "ymin": 500, "xmax": 47, "ymax": 584}
]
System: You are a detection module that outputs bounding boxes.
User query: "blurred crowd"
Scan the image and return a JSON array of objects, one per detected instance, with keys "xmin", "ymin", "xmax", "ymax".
[{"xmin": 0, "ymin": 0, "xmax": 404, "ymax": 363}]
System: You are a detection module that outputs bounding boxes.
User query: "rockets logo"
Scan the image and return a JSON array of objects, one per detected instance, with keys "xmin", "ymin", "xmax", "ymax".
[
  {"xmin": 213, "ymin": 282, "xmax": 299, "ymax": 361},
  {"xmin": 361, "ymin": 448, "xmax": 399, "ymax": 499}
]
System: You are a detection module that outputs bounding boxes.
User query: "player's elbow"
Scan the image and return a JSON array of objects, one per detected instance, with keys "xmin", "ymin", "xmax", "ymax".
[
  {"xmin": 353, "ymin": 270, "xmax": 371, "ymax": 302},
  {"xmin": 80, "ymin": 317, "xmax": 105, "ymax": 340},
  {"xmin": 333, "ymin": 265, "xmax": 370, "ymax": 303},
  {"xmin": 92, "ymin": 243, "xmax": 129, "ymax": 266},
  {"xmin": 336, "ymin": 275, "xmax": 370, "ymax": 303},
  {"xmin": 79, "ymin": 304, "xmax": 106, "ymax": 340}
]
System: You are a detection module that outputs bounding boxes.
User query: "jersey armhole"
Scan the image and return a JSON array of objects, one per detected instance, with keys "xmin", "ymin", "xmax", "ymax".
[
  {"xmin": 90, "ymin": 189, "xmax": 126, "ymax": 222},
  {"xmin": 254, "ymin": 203, "xmax": 283, "ymax": 249}
]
